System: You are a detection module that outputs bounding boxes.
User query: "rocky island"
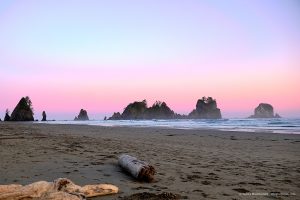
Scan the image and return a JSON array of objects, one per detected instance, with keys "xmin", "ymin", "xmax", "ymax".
[
  {"xmin": 188, "ymin": 97, "xmax": 222, "ymax": 119},
  {"xmin": 249, "ymin": 103, "xmax": 281, "ymax": 118},
  {"xmin": 8, "ymin": 97, "xmax": 34, "ymax": 121},
  {"xmin": 109, "ymin": 100, "xmax": 177, "ymax": 120},
  {"xmin": 74, "ymin": 109, "xmax": 89, "ymax": 120},
  {"xmin": 109, "ymin": 97, "xmax": 222, "ymax": 120}
]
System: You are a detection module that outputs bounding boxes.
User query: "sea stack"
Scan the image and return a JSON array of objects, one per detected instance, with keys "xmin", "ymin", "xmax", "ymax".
[
  {"xmin": 74, "ymin": 109, "xmax": 89, "ymax": 120},
  {"xmin": 4, "ymin": 109, "xmax": 11, "ymax": 121},
  {"xmin": 42, "ymin": 111, "xmax": 47, "ymax": 121},
  {"xmin": 249, "ymin": 103, "xmax": 281, "ymax": 118},
  {"xmin": 108, "ymin": 112, "xmax": 122, "ymax": 120},
  {"xmin": 108, "ymin": 100, "xmax": 177, "ymax": 120},
  {"xmin": 10, "ymin": 97, "xmax": 34, "ymax": 121},
  {"xmin": 121, "ymin": 100, "xmax": 148, "ymax": 119},
  {"xmin": 143, "ymin": 101, "xmax": 176, "ymax": 119},
  {"xmin": 188, "ymin": 97, "xmax": 222, "ymax": 119}
]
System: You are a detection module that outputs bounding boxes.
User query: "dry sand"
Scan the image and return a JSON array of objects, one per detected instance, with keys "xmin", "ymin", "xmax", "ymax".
[{"xmin": 0, "ymin": 122, "xmax": 299, "ymax": 199}]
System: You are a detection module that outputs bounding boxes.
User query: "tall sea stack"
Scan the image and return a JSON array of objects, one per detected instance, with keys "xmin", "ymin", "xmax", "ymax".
[
  {"xmin": 42, "ymin": 111, "xmax": 47, "ymax": 121},
  {"xmin": 74, "ymin": 109, "xmax": 89, "ymax": 120},
  {"xmin": 10, "ymin": 97, "xmax": 34, "ymax": 121}
]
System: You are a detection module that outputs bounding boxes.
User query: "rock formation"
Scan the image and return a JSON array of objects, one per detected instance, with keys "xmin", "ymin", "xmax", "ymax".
[
  {"xmin": 4, "ymin": 113, "xmax": 10, "ymax": 121},
  {"xmin": 42, "ymin": 111, "xmax": 47, "ymax": 121},
  {"xmin": 74, "ymin": 109, "xmax": 89, "ymax": 120},
  {"xmin": 10, "ymin": 97, "xmax": 34, "ymax": 121},
  {"xmin": 144, "ymin": 101, "xmax": 176, "ymax": 119},
  {"xmin": 108, "ymin": 100, "xmax": 177, "ymax": 120},
  {"xmin": 108, "ymin": 112, "xmax": 122, "ymax": 120},
  {"xmin": 4, "ymin": 109, "xmax": 10, "ymax": 121},
  {"xmin": 122, "ymin": 100, "xmax": 148, "ymax": 119},
  {"xmin": 249, "ymin": 103, "xmax": 281, "ymax": 118},
  {"xmin": 188, "ymin": 97, "xmax": 222, "ymax": 119}
]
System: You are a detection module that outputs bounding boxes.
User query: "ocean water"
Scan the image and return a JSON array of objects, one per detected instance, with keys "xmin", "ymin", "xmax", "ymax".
[{"xmin": 37, "ymin": 118, "xmax": 300, "ymax": 134}]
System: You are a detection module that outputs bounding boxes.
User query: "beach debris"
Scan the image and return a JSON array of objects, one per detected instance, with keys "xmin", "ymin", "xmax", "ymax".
[
  {"xmin": 118, "ymin": 154, "xmax": 156, "ymax": 182},
  {"xmin": 0, "ymin": 178, "xmax": 118, "ymax": 200}
]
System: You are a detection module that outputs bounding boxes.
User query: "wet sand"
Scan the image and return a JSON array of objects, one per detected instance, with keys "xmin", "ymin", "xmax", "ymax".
[{"xmin": 0, "ymin": 122, "xmax": 299, "ymax": 199}]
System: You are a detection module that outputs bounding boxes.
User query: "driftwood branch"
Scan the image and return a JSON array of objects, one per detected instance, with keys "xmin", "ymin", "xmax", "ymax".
[
  {"xmin": 118, "ymin": 154, "xmax": 156, "ymax": 182},
  {"xmin": 0, "ymin": 178, "xmax": 118, "ymax": 200}
]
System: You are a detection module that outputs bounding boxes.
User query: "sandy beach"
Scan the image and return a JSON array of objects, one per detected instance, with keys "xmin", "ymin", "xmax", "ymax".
[{"xmin": 0, "ymin": 122, "xmax": 299, "ymax": 199}]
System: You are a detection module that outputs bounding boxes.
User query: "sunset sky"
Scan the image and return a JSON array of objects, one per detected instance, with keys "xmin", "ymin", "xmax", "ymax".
[{"xmin": 0, "ymin": 0, "xmax": 299, "ymax": 120}]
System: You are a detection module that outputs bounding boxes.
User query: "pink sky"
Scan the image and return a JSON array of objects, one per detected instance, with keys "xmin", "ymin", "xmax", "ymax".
[{"xmin": 0, "ymin": 0, "xmax": 299, "ymax": 119}]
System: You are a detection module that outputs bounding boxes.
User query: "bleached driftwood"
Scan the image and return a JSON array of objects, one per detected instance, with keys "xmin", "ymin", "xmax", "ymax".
[
  {"xmin": 0, "ymin": 181, "xmax": 53, "ymax": 200},
  {"xmin": 0, "ymin": 178, "xmax": 118, "ymax": 200},
  {"xmin": 118, "ymin": 154, "xmax": 156, "ymax": 182}
]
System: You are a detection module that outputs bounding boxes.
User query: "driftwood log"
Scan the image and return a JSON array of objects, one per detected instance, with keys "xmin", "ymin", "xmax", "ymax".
[
  {"xmin": 118, "ymin": 154, "xmax": 156, "ymax": 182},
  {"xmin": 0, "ymin": 178, "xmax": 118, "ymax": 200}
]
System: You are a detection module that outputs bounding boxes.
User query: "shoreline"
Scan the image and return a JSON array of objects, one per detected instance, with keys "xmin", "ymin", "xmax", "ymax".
[
  {"xmin": 1, "ymin": 122, "xmax": 299, "ymax": 199},
  {"xmin": 3, "ymin": 120, "xmax": 300, "ymax": 135},
  {"xmin": 34, "ymin": 118, "xmax": 300, "ymax": 135}
]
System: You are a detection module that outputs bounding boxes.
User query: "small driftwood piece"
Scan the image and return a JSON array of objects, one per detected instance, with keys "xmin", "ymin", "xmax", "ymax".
[
  {"xmin": 0, "ymin": 178, "xmax": 118, "ymax": 200},
  {"xmin": 118, "ymin": 154, "xmax": 156, "ymax": 182}
]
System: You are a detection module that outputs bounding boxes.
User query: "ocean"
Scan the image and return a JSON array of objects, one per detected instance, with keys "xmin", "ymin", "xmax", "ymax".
[{"xmin": 37, "ymin": 118, "xmax": 300, "ymax": 134}]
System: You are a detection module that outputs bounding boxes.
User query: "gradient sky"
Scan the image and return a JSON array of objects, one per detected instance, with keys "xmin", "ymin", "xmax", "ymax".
[{"xmin": 0, "ymin": 0, "xmax": 299, "ymax": 120}]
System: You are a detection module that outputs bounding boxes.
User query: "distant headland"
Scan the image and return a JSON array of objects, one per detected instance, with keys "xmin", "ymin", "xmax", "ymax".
[{"xmin": 2, "ymin": 96, "xmax": 282, "ymax": 121}]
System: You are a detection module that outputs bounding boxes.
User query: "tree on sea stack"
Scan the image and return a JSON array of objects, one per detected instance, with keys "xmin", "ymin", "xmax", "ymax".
[{"xmin": 10, "ymin": 96, "xmax": 34, "ymax": 121}]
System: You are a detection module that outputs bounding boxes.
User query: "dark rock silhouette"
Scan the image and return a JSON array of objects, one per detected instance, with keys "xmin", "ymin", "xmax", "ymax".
[
  {"xmin": 4, "ymin": 113, "xmax": 10, "ymax": 121},
  {"xmin": 249, "ymin": 103, "xmax": 281, "ymax": 118},
  {"xmin": 42, "ymin": 111, "xmax": 47, "ymax": 121},
  {"xmin": 109, "ymin": 100, "xmax": 177, "ymax": 120},
  {"xmin": 144, "ymin": 101, "xmax": 176, "ymax": 119},
  {"xmin": 4, "ymin": 109, "xmax": 10, "ymax": 121},
  {"xmin": 188, "ymin": 97, "xmax": 222, "ymax": 119},
  {"xmin": 74, "ymin": 109, "xmax": 89, "ymax": 120},
  {"xmin": 122, "ymin": 100, "xmax": 148, "ymax": 119},
  {"xmin": 108, "ymin": 112, "xmax": 122, "ymax": 120},
  {"xmin": 104, "ymin": 116, "xmax": 107, "ymax": 120},
  {"xmin": 10, "ymin": 97, "xmax": 34, "ymax": 121}
]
